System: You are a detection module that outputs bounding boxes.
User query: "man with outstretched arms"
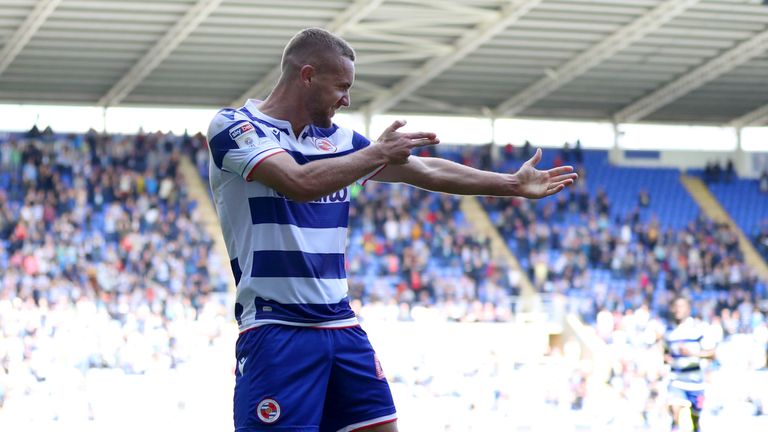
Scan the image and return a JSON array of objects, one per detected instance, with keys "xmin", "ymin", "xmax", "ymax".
[{"xmin": 207, "ymin": 27, "xmax": 577, "ymax": 432}]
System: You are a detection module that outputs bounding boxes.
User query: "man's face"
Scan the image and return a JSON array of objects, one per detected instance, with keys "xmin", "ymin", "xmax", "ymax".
[
  {"xmin": 306, "ymin": 56, "xmax": 354, "ymax": 128},
  {"xmin": 672, "ymin": 298, "xmax": 690, "ymax": 322}
]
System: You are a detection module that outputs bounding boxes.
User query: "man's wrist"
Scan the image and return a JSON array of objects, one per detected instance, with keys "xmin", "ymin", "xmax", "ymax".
[
  {"xmin": 504, "ymin": 172, "xmax": 521, "ymax": 197},
  {"xmin": 361, "ymin": 143, "xmax": 388, "ymax": 166}
]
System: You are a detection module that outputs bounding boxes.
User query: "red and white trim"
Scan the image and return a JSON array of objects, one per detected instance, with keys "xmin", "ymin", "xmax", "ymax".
[
  {"xmin": 360, "ymin": 164, "xmax": 387, "ymax": 186},
  {"xmin": 337, "ymin": 413, "xmax": 397, "ymax": 432},
  {"xmin": 239, "ymin": 317, "xmax": 360, "ymax": 334},
  {"xmin": 245, "ymin": 149, "xmax": 286, "ymax": 180}
]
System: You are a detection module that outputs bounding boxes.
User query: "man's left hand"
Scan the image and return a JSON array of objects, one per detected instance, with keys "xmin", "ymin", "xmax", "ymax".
[{"xmin": 514, "ymin": 148, "xmax": 578, "ymax": 199}]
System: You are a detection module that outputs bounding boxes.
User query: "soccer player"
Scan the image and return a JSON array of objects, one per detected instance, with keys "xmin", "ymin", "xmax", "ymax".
[
  {"xmin": 206, "ymin": 28, "xmax": 577, "ymax": 432},
  {"xmin": 663, "ymin": 296, "xmax": 716, "ymax": 432}
]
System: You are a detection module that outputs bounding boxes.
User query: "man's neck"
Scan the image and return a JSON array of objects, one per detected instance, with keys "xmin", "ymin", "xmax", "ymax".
[{"xmin": 255, "ymin": 87, "xmax": 308, "ymax": 137}]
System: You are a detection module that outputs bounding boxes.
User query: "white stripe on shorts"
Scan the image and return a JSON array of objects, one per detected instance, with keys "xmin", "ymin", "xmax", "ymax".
[{"xmin": 337, "ymin": 413, "xmax": 397, "ymax": 432}]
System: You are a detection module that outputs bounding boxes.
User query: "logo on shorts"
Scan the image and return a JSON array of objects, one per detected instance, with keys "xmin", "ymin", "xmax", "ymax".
[
  {"xmin": 313, "ymin": 138, "xmax": 337, "ymax": 153},
  {"xmin": 237, "ymin": 357, "xmax": 247, "ymax": 376},
  {"xmin": 257, "ymin": 398, "xmax": 281, "ymax": 423}
]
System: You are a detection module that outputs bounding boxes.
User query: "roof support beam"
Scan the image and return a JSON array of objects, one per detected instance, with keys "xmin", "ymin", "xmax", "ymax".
[
  {"xmin": 338, "ymin": 28, "xmax": 452, "ymax": 53},
  {"xmin": 98, "ymin": 0, "xmax": 223, "ymax": 107},
  {"xmin": 355, "ymin": 51, "xmax": 446, "ymax": 65},
  {"xmin": 0, "ymin": 0, "xmax": 62, "ymax": 77},
  {"xmin": 362, "ymin": 0, "xmax": 542, "ymax": 116},
  {"xmin": 494, "ymin": 0, "xmax": 698, "ymax": 117},
  {"xmin": 230, "ymin": 0, "xmax": 385, "ymax": 107},
  {"xmin": 395, "ymin": 0, "xmax": 499, "ymax": 19},
  {"xmin": 730, "ymin": 104, "xmax": 768, "ymax": 128},
  {"xmin": 614, "ymin": 27, "xmax": 768, "ymax": 123},
  {"xmin": 354, "ymin": 80, "xmax": 481, "ymax": 116}
]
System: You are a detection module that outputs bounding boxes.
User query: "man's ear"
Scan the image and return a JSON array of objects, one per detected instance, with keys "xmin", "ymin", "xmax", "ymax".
[{"xmin": 299, "ymin": 65, "xmax": 315, "ymax": 87}]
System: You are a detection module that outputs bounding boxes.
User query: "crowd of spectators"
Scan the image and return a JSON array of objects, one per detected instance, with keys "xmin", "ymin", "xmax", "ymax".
[
  {"xmin": 757, "ymin": 222, "xmax": 768, "ymax": 262},
  {"xmin": 486, "ymin": 191, "xmax": 765, "ymax": 316},
  {"xmin": 479, "ymin": 144, "xmax": 768, "ymax": 427},
  {"xmin": 346, "ymin": 180, "xmax": 519, "ymax": 323},
  {"xmin": 0, "ymin": 129, "xmax": 231, "ymax": 421},
  {"xmin": 704, "ymin": 159, "xmax": 736, "ymax": 184},
  {"xmin": 3, "ymin": 129, "xmax": 767, "ymax": 429},
  {"xmin": 758, "ymin": 170, "xmax": 768, "ymax": 263},
  {"xmin": 477, "ymin": 143, "xmax": 766, "ymax": 316}
]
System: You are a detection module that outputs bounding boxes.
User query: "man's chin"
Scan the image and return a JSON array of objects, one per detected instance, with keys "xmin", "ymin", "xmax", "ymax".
[{"xmin": 312, "ymin": 117, "xmax": 333, "ymax": 128}]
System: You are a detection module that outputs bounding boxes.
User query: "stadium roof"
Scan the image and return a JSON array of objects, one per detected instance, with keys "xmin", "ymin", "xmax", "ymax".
[{"xmin": 1, "ymin": 0, "xmax": 768, "ymax": 126}]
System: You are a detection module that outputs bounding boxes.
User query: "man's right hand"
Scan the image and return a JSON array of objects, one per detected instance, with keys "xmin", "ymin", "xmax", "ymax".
[{"xmin": 371, "ymin": 120, "xmax": 439, "ymax": 165}]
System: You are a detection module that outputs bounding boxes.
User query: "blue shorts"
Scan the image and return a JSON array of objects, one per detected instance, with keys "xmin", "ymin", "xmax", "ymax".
[
  {"xmin": 668, "ymin": 382, "xmax": 705, "ymax": 413},
  {"xmin": 234, "ymin": 325, "xmax": 396, "ymax": 432}
]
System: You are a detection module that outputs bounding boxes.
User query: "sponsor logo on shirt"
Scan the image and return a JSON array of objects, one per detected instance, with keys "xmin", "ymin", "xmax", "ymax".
[
  {"xmin": 276, "ymin": 188, "xmax": 348, "ymax": 203},
  {"xmin": 229, "ymin": 123, "xmax": 261, "ymax": 148},
  {"xmin": 229, "ymin": 122, "xmax": 254, "ymax": 140}
]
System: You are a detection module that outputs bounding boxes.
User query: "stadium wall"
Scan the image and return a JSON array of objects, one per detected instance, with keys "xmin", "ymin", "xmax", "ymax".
[{"xmin": 611, "ymin": 148, "xmax": 767, "ymax": 178}]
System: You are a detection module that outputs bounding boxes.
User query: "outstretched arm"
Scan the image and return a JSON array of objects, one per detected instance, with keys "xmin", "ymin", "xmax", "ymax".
[
  {"xmin": 247, "ymin": 120, "xmax": 438, "ymax": 202},
  {"xmin": 370, "ymin": 148, "xmax": 577, "ymax": 198}
]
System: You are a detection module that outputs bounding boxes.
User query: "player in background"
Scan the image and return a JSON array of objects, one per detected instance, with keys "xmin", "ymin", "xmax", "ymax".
[
  {"xmin": 663, "ymin": 296, "xmax": 716, "ymax": 432},
  {"xmin": 207, "ymin": 28, "xmax": 578, "ymax": 432}
]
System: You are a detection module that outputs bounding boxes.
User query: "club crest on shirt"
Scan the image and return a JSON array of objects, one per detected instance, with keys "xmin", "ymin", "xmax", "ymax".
[
  {"xmin": 256, "ymin": 398, "xmax": 281, "ymax": 423},
  {"xmin": 313, "ymin": 138, "xmax": 337, "ymax": 153}
]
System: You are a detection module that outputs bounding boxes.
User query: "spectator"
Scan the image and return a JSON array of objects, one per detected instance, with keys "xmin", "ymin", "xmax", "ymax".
[
  {"xmin": 638, "ymin": 188, "xmax": 651, "ymax": 208},
  {"xmin": 574, "ymin": 139, "xmax": 583, "ymax": 164},
  {"xmin": 726, "ymin": 159, "xmax": 735, "ymax": 182},
  {"xmin": 756, "ymin": 223, "xmax": 768, "ymax": 261},
  {"xmin": 522, "ymin": 140, "xmax": 532, "ymax": 158},
  {"xmin": 503, "ymin": 142, "xmax": 515, "ymax": 159},
  {"xmin": 713, "ymin": 160, "xmax": 722, "ymax": 183},
  {"xmin": 561, "ymin": 141, "xmax": 572, "ymax": 162}
]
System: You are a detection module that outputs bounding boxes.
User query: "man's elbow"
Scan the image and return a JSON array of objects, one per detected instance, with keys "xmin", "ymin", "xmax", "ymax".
[
  {"xmin": 279, "ymin": 183, "xmax": 315, "ymax": 202},
  {"xmin": 276, "ymin": 175, "xmax": 321, "ymax": 202}
]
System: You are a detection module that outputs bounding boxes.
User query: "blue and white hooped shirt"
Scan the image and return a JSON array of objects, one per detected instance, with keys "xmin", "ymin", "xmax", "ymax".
[{"xmin": 206, "ymin": 99, "xmax": 383, "ymax": 332}]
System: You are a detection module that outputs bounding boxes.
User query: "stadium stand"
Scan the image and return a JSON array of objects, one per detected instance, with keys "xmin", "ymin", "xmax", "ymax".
[
  {"xmin": 478, "ymin": 146, "xmax": 766, "ymax": 307},
  {"xmin": 707, "ymin": 178, "xmax": 768, "ymax": 262},
  {"xmin": 2, "ymin": 132, "xmax": 766, "ymax": 431},
  {"xmin": 2, "ymin": 0, "xmax": 768, "ymax": 429},
  {"xmin": 481, "ymin": 145, "xmax": 768, "ymax": 430},
  {"xmin": 0, "ymin": 131, "xmax": 234, "ymax": 428},
  {"xmin": 346, "ymin": 181, "xmax": 518, "ymax": 323}
]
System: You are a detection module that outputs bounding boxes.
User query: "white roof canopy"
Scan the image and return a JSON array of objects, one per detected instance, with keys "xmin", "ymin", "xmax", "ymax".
[{"xmin": 0, "ymin": 0, "xmax": 766, "ymax": 125}]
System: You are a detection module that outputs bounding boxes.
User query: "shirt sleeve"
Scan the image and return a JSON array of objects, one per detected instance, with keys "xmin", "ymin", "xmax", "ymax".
[{"xmin": 207, "ymin": 118, "xmax": 284, "ymax": 179}]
